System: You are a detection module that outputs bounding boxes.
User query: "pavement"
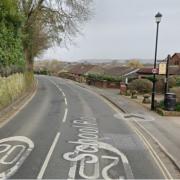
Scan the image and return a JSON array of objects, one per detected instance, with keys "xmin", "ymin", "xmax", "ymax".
[
  {"xmin": 0, "ymin": 75, "xmax": 167, "ymax": 179},
  {"xmin": 80, "ymin": 84, "xmax": 180, "ymax": 171}
]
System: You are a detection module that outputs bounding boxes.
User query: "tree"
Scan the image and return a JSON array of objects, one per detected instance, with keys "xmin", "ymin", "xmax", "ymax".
[
  {"xmin": 126, "ymin": 59, "xmax": 144, "ymax": 68},
  {"xmin": 0, "ymin": 0, "xmax": 25, "ymax": 74},
  {"xmin": 18, "ymin": 0, "xmax": 92, "ymax": 71}
]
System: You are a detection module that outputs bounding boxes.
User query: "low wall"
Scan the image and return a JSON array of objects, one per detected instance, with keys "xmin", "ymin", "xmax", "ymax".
[
  {"xmin": 87, "ymin": 79, "xmax": 120, "ymax": 89},
  {"xmin": 107, "ymin": 82, "xmax": 120, "ymax": 89},
  {"xmin": 0, "ymin": 73, "xmax": 34, "ymax": 110}
]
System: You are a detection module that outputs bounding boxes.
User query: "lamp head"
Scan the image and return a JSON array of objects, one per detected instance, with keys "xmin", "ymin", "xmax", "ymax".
[{"xmin": 155, "ymin": 12, "xmax": 162, "ymax": 23}]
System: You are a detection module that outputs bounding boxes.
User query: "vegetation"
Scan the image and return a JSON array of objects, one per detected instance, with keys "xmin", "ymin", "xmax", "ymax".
[
  {"xmin": 175, "ymin": 76, "xmax": 180, "ymax": 87},
  {"xmin": 1, "ymin": 0, "xmax": 92, "ymax": 72},
  {"xmin": 144, "ymin": 76, "xmax": 176, "ymax": 93},
  {"xmin": 18, "ymin": 0, "xmax": 92, "ymax": 71},
  {"xmin": 171, "ymin": 87, "xmax": 180, "ymax": 103},
  {"xmin": 159, "ymin": 100, "xmax": 180, "ymax": 112},
  {"xmin": 0, "ymin": 0, "xmax": 25, "ymax": 72},
  {"xmin": 0, "ymin": 73, "xmax": 33, "ymax": 110},
  {"xmin": 156, "ymin": 76, "xmax": 176, "ymax": 93},
  {"xmin": 87, "ymin": 74, "xmax": 122, "ymax": 82},
  {"xmin": 126, "ymin": 59, "xmax": 144, "ymax": 68},
  {"xmin": 34, "ymin": 60, "xmax": 63, "ymax": 75},
  {"xmin": 128, "ymin": 79, "xmax": 153, "ymax": 94}
]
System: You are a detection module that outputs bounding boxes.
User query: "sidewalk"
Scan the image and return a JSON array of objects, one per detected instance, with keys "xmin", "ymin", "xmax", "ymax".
[{"xmin": 77, "ymin": 82, "xmax": 180, "ymax": 169}]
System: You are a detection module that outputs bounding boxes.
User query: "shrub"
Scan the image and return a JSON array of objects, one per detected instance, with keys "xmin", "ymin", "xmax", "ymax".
[
  {"xmin": 128, "ymin": 79, "xmax": 153, "ymax": 94},
  {"xmin": 175, "ymin": 76, "xmax": 180, "ymax": 87},
  {"xmin": 170, "ymin": 87, "xmax": 180, "ymax": 103},
  {"xmin": 175, "ymin": 103, "xmax": 180, "ymax": 112},
  {"xmin": 156, "ymin": 76, "xmax": 176, "ymax": 93},
  {"xmin": 87, "ymin": 74, "xmax": 122, "ymax": 82}
]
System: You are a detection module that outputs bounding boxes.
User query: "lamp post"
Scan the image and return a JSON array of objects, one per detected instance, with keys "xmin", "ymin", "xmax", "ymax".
[{"xmin": 151, "ymin": 12, "xmax": 162, "ymax": 110}]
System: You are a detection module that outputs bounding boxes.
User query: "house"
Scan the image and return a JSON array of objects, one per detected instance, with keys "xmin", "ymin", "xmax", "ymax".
[
  {"xmin": 104, "ymin": 66, "xmax": 139, "ymax": 78},
  {"xmin": 137, "ymin": 66, "xmax": 180, "ymax": 78},
  {"xmin": 170, "ymin": 53, "xmax": 180, "ymax": 65},
  {"xmin": 68, "ymin": 64, "xmax": 104, "ymax": 82}
]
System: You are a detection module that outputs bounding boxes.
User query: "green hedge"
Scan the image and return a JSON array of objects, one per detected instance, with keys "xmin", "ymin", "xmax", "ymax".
[
  {"xmin": 0, "ymin": 0, "xmax": 25, "ymax": 73},
  {"xmin": 87, "ymin": 74, "xmax": 122, "ymax": 82}
]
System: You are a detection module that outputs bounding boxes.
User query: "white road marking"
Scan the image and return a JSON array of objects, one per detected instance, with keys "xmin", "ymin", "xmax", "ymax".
[
  {"xmin": 47, "ymin": 78, "xmax": 69, "ymax": 123},
  {"xmin": 79, "ymin": 157, "xmax": 99, "ymax": 179},
  {"xmin": 63, "ymin": 108, "xmax": 68, "ymax": 123},
  {"xmin": 62, "ymin": 92, "xmax": 66, "ymax": 97},
  {"xmin": 47, "ymin": 78, "xmax": 66, "ymax": 98},
  {"xmin": 0, "ymin": 136, "xmax": 34, "ymax": 179},
  {"xmin": 64, "ymin": 98, "xmax": 67, "ymax": 104},
  {"xmin": 0, "ymin": 145, "xmax": 25, "ymax": 165},
  {"xmin": 37, "ymin": 132, "xmax": 61, "ymax": 179},
  {"xmin": 101, "ymin": 156, "xmax": 123, "ymax": 180},
  {"xmin": 67, "ymin": 150, "xmax": 78, "ymax": 180},
  {"xmin": 114, "ymin": 113, "xmax": 155, "ymax": 122},
  {"xmin": 98, "ymin": 141, "xmax": 134, "ymax": 179}
]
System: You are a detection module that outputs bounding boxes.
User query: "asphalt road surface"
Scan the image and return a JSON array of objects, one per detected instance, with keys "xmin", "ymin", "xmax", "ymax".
[{"xmin": 0, "ymin": 75, "xmax": 164, "ymax": 179}]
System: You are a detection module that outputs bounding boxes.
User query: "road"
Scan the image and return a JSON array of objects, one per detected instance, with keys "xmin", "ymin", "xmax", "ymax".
[{"xmin": 0, "ymin": 75, "xmax": 164, "ymax": 179}]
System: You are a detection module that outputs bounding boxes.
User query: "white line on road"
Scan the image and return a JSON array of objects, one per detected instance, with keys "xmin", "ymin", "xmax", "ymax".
[
  {"xmin": 37, "ymin": 132, "xmax": 61, "ymax": 179},
  {"xmin": 62, "ymin": 92, "xmax": 66, "ymax": 97},
  {"xmin": 47, "ymin": 78, "xmax": 65, "ymax": 97},
  {"xmin": 64, "ymin": 98, "xmax": 68, "ymax": 106},
  {"xmin": 63, "ymin": 108, "xmax": 68, "ymax": 123}
]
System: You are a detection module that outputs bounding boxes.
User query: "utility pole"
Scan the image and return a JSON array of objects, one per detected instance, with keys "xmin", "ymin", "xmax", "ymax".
[{"xmin": 151, "ymin": 12, "xmax": 162, "ymax": 110}]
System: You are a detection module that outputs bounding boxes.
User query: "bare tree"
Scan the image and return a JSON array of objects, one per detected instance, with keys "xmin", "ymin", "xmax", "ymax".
[
  {"xmin": 126, "ymin": 59, "xmax": 144, "ymax": 68},
  {"xmin": 18, "ymin": 0, "xmax": 92, "ymax": 71}
]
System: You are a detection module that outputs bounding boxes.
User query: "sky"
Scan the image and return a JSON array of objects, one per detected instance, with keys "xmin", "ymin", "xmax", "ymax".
[{"xmin": 40, "ymin": 0, "xmax": 180, "ymax": 62}]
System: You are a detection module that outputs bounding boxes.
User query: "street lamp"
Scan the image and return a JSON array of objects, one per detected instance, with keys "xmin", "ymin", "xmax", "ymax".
[{"xmin": 151, "ymin": 12, "xmax": 162, "ymax": 110}]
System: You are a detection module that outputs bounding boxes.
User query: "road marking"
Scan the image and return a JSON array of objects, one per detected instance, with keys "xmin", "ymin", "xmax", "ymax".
[
  {"xmin": 37, "ymin": 132, "xmax": 61, "ymax": 179},
  {"xmin": 65, "ymin": 98, "xmax": 68, "ymax": 106},
  {"xmin": 47, "ymin": 78, "xmax": 69, "ymax": 123},
  {"xmin": 47, "ymin": 78, "xmax": 66, "ymax": 98},
  {"xmin": 132, "ymin": 124, "xmax": 173, "ymax": 179},
  {"xmin": 100, "ymin": 95, "xmax": 173, "ymax": 179},
  {"xmin": 0, "ymin": 145, "xmax": 25, "ymax": 165},
  {"xmin": 62, "ymin": 92, "xmax": 66, "ymax": 97},
  {"xmin": 0, "ymin": 136, "xmax": 34, "ymax": 179},
  {"xmin": 64, "ymin": 117, "xmax": 134, "ymax": 179},
  {"xmin": 63, "ymin": 108, "xmax": 68, "ymax": 123},
  {"xmin": 114, "ymin": 113, "xmax": 155, "ymax": 122}
]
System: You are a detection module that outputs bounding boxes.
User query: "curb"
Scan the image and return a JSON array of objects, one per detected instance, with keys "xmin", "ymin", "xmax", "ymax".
[
  {"xmin": 100, "ymin": 94, "xmax": 126, "ymax": 113},
  {"xmin": 101, "ymin": 93, "xmax": 180, "ymax": 172},
  {"xmin": 61, "ymin": 79, "xmax": 180, "ymax": 172}
]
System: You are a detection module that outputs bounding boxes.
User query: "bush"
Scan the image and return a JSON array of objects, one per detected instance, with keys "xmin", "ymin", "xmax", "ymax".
[
  {"xmin": 170, "ymin": 87, "xmax": 180, "ymax": 103},
  {"xmin": 175, "ymin": 76, "xmax": 180, "ymax": 87},
  {"xmin": 175, "ymin": 103, "xmax": 180, "ymax": 112},
  {"xmin": 87, "ymin": 74, "xmax": 122, "ymax": 82},
  {"xmin": 128, "ymin": 79, "xmax": 153, "ymax": 94},
  {"xmin": 156, "ymin": 76, "xmax": 176, "ymax": 93}
]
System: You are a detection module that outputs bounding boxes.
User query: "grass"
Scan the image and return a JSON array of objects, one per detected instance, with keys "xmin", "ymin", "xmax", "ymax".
[{"xmin": 0, "ymin": 72, "xmax": 34, "ymax": 110}]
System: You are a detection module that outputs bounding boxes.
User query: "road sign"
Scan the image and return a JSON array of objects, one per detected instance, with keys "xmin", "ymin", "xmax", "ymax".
[
  {"xmin": 152, "ymin": 68, "xmax": 158, "ymax": 74},
  {"xmin": 159, "ymin": 63, "xmax": 166, "ymax": 75}
]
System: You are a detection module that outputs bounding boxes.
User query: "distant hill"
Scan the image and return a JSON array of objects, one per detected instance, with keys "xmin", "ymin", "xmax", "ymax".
[{"xmin": 79, "ymin": 58, "xmax": 154, "ymax": 65}]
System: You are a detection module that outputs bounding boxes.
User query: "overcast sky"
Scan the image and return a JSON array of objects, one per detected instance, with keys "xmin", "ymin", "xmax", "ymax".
[{"xmin": 40, "ymin": 0, "xmax": 180, "ymax": 62}]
